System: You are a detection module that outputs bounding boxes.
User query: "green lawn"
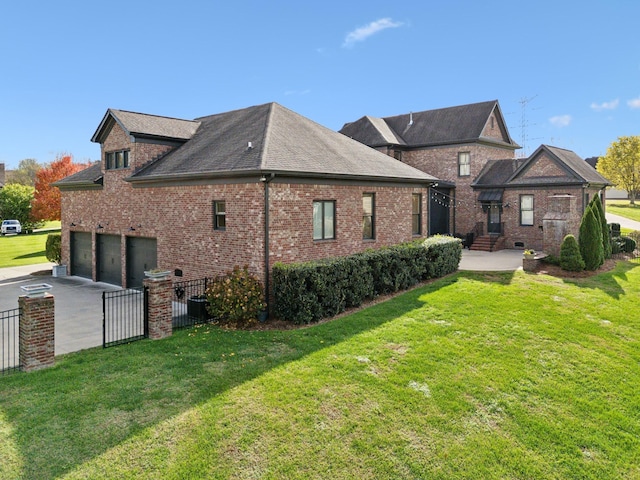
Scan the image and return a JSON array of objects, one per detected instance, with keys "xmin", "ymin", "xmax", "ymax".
[
  {"xmin": 1, "ymin": 263, "xmax": 640, "ymax": 479},
  {"xmin": 0, "ymin": 222, "xmax": 60, "ymax": 268},
  {"xmin": 607, "ymin": 199, "xmax": 640, "ymax": 223}
]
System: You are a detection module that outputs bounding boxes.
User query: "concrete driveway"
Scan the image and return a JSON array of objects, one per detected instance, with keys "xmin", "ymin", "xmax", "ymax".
[{"xmin": 0, "ymin": 263, "xmax": 121, "ymax": 355}]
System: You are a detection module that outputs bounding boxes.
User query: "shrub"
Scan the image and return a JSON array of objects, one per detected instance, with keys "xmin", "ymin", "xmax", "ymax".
[
  {"xmin": 45, "ymin": 233, "xmax": 62, "ymax": 264},
  {"xmin": 590, "ymin": 195, "xmax": 611, "ymax": 259},
  {"xmin": 612, "ymin": 235, "xmax": 637, "ymax": 254},
  {"xmin": 579, "ymin": 205, "xmax": 604, "ymax": 270},
  {"xmin": 559, "ymin": 234, "xmax": 585, "ymax": 271},
  {"xmin": 272, "ymin": 236, "xmax": 462, "ymax": 324},
  {"xmin": 205, "ymin": 266, "xmax": 265, "ymax": 328}
]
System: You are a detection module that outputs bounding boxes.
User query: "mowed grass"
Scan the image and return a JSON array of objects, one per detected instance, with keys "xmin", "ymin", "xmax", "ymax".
[
  {"xmin": 0, "ymin": 221, "xmax": 61, "ymax": 268},
  {"xmin": 1, "ymin": 263, "xmax": 640, "ymax": 479},
  {"xmin": 607, "ymin": 199, "xmax": 640, "ymax": 223}
]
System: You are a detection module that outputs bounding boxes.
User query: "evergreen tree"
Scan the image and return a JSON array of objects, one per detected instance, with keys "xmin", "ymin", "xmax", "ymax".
[
  {"xmin": 590, "ymin": 194, "xmax": 611, "ymax": 259},
  {"xmin": 579, "ymin": 205, "xmax": 604, "ymax": 270},
  {"xmin": 560, "ymin": 234, "xmax": 585, "ymax": 271}
]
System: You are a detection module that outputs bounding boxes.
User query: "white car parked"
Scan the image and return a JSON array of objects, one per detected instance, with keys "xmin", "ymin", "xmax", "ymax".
[{"xmin": 1, "ymin": 220, "xmax": 22, "ymax": 235}]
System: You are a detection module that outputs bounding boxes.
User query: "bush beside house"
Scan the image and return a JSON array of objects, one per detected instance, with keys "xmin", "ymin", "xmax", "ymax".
[
  {"xmin": 559, "ymin": 234, "xmax": 585, "ymax": 271},
  {"xmin": 579, "ymin": 205, "xmax": 604, "ymax": 271},
  {"xmin": 273, "ymin": 236, "xmax": 462, "ymax": 324}
]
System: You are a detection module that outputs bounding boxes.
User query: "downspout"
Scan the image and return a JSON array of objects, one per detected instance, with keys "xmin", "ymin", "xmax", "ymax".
[{"xmin": 262, "ymin": 173, "xmax": 275, "ymax": 315}]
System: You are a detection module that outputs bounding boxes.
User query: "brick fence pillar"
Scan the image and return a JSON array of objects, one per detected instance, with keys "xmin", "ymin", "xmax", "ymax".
[
  {"xmin": 18, "ymin": 294, "xmax": 55, "ymax": 372},
  {"xmin": 144, "ymin": 278, "xmax": 172, "ymax": 340}
]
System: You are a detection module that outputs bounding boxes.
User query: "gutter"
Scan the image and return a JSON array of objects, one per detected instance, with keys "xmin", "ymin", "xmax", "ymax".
[{"xmin": 261, "ymin": 172, "xmax": 275, "ymax": 318}]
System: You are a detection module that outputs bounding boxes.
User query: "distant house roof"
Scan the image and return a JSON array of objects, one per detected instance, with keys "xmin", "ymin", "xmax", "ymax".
[
  {"xmin": 91, "ymin": 109, "xmax": 201, "ymax": 144},
  {"xmin": 473, "ymin": 145, "xmax": 610, "ymax": 189},
  {"xmin": 340, "ymin": 100, "xmax": 519, "ymax": 149}
]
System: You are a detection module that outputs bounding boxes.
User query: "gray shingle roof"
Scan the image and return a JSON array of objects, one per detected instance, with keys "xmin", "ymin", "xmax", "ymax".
[
  {"xmin": 340, "ymin": 100, "xmax": 518, "ymax": 149},
  {"xmin": 91, "ymin": 109, "xmax": 200, "ymax": 144},
  {"xmin": 472, "ymin": 145, "xmax": 611, "ymax": 188},
  {"xmin": 53, "ymin": 162, "xmax": 103, "ymax": 189},
  {"xmin": 129, "ymin": 103, "xmax": 438, "ymax": 184}
]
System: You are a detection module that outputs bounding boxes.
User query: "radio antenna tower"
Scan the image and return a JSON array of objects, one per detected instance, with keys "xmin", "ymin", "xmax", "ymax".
[{"xmin": 517, "ymin": 95, "xmax": 539, "ymax": 158}]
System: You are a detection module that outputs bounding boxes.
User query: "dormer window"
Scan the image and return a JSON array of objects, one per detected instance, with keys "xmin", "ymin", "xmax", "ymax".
[{"xmin": 105, "ymin": 150, "xmax": 130, "ymax": 170}]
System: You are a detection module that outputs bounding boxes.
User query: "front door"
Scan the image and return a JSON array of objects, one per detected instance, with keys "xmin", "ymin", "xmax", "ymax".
[{"xmin": 487, "ymin": 202, "xmax": 501, "ymax": 234}]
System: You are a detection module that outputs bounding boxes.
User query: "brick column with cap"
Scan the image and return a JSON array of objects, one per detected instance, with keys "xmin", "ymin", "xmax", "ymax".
[
  {"xmin": 144, "ymin": 278, "xmax": 173, "ymax": 340},
  {"xmin": 18, "ymin": 294, "xmax": 55, "ymax": 372}
]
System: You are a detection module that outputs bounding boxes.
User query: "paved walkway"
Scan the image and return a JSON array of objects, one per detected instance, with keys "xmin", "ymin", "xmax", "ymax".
[
  {"xmin": 0, "ymin": 263, "xmax": 120, "ymax": 354},
  {"xmin": 459, "ymin": 249, "xmax": 523, "ymax": 272},
  {"xmin": 606, "ymin": 212, "xmax": 640, "ymax": 231}
]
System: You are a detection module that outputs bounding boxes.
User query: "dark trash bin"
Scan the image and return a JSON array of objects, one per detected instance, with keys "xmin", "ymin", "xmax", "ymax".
[{"xmin": 187, "ymin": 295, "xmax": 208, "ymax": 321}]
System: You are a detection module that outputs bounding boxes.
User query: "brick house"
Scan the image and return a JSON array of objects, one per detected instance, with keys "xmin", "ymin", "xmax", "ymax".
[
  {"xmin": 340, "ymin": 100, "xmax": 610, "ymax": 251},
  {"xmin": 55, "ymin": 103, "xmax": 438, "ymax": 291}
]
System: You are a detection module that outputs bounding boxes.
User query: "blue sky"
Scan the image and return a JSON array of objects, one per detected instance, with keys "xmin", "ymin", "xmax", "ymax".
[{"xmin": 1, "ymin": 0, "xmax": 638, "ymax": 169}]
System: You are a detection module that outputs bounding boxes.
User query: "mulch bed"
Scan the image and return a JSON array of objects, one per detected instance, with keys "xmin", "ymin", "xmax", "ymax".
[{"xmin": 533, "ymin": 257, "xmax": 626, "ymax": 279}]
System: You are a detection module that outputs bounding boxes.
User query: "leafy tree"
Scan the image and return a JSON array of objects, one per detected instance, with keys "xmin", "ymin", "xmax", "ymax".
[
  {"xmin": 579, "ymin": 204, "xmax": 604, "ymax": 270},
  {"xmin": 8, "ymin": 158, "xmax": 41, "ymax": 186},
  {"xmin": 590, "ymin": 194, "xmax": 611, "ymax": 259},
  {"xmin": 0, "ymin": 183, "xmax": 34, "ymax": 226},
  {"xmin": 31, "ymin": 154, "xmax": 91, "ymax": 221},
  {"xmin": 597, "ymin": 136, "xmax": 640, "ymax": 204},
  {"xmin": 559, "ymin": 234, "xmax": 585, "ymax": 271}
]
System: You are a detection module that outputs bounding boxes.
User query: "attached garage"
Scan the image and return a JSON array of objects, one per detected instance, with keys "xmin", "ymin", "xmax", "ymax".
[
  {"xmin": 126, "ymin": 237, "xmax": 157, "ymax": 287},
  {"xmin": 70, "ymin": 232, "xmax": 92, "ymax": 279},
  {"xmin": 97, "ymin": 234, "xmax": 122, "ymax": 286}
]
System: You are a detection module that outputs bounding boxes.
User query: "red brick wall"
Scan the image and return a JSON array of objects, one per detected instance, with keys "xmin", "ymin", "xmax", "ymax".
[
  {"xmin": 102, "ymin": 123, "xmax": 174, "ymax": 170},
  {"xmin": 60, "ymin": 125, "xmax": 430, "ymax": 288},
  {"xmin": 499, "ymin": 186, "xmax": 601, "ymax": 250},
  {"xmin": 402, "ymin": 144, "xmax": 515, "ymax": 234}
]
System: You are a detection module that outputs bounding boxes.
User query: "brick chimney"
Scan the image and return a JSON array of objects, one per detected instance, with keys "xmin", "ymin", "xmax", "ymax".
[{"xmin": 0, "ymin": 162, "xmax": 5, "ymax": 187}]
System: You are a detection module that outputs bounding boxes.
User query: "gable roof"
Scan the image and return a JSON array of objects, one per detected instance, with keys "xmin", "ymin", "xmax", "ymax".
[
  {"xmin": 53, "ymin": 162, "xmax": 104, "ymax": 190},
  {"xmin": 91, "ymin": 109, "xmax": 201, "ymax": 144},
  {"xmin": 127, "ymin": 103, "xmax": 438, "ymax": 185},
  {"xmin": 340, "ymin": 100, "xmax": 518, "ymax": 149},
  {"xmin": 473, "ymin": 145, "xmax": 610, "ymax": 188}
]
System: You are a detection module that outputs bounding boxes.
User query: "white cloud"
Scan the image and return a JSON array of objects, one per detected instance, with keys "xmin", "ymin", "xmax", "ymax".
[
  {"xmin": 590, "ymin": 99, "xmax": 619, "ymax": 111},
  {"xmin": 284, "ymin": 89, "xmax": 311, "ymax": 96},
  {"xmin": 549, "ymin": 115, "xmax": 572, "ymax": 128},
  {"xmin": 628, "ymin": 97, "xmax": 640, "ymax": 109},
  {"xmin": 342, "ymin": 18, "xmax": 404, "ymax": 48}
]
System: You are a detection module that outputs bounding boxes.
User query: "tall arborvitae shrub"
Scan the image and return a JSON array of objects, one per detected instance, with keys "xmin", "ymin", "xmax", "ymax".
[
  {"xmin": 590, "ymin": 194, "xmax": 611, "ymax": 259},
  {"xmin": 579, "ymin": 205, "xmax": 604, "ymax": 270},
  {"xmin": 559, "ymin": 234, "xmax": 585, "ymax": 271}
]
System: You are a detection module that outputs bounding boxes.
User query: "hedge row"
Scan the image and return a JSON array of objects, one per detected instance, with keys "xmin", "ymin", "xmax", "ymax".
[{"xmin": 272, "ymin": 236, "xmax": 462, "ymax": 324}]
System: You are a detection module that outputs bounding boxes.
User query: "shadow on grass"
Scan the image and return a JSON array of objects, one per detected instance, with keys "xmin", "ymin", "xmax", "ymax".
[
  {"xmin": 14, "ymin": 250, "xmax": 46, "ymax": 260},
  {"xmin": 0, "ymin": 272, "xmax": 462, "ymax": 479},
  {"xmin": 563, "ymin": 260, "xmax": 640, "ymax": 299}
]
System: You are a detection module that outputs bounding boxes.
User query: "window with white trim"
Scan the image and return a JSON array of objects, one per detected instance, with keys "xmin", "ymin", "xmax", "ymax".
[
  {"xmin": 458, "ymin": 152, "xmax": 470, "ymax": 176},
  {"xmin": 520, "ymin": 195, "xmax": 534, "ymax": 226}
]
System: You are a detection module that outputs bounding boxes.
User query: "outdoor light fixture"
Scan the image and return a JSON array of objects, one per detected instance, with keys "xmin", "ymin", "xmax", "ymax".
[
  {"xmin": 70, "ymin": 222, "xmax": 76, "ymax": 227},
  {"xmin": 129, "ymin": 226, "xmax": 136, "ymax": 231},
  {"xmin": 97, "ymin": 224, "xmax": 104, "ymax": 229}
]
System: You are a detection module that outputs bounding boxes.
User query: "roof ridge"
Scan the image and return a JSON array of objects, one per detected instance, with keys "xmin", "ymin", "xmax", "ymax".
[{"xmin": 110, "ymin": 108, "xmax": 198, "ymax": 124}]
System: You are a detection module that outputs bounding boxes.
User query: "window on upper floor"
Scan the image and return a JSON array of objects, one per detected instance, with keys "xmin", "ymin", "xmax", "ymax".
[
  {"xmin": 213, "ymin": 201, "xmax": 226, "ymax": 230},
  {"xmin": 105, "ymin": 150, "xmax": 130, "ymax": 170},
  {"xmin": 458, "ymin": 152, "xmax": 470, "ymax": 177},
  {"xmin": 363, "ymin": 193, "xmax": 375, "ymax": 240},
  {"xmin": 412, "ymin": 193, "xmax": 422, "ymax": 235},
  {"xmin": 313, "ymin": 200, "xmax": 335, "ymax": 240},
  {"xmin": 520, "ymin": 195, "xmax": 534, "ymax": 226},
  {"xmin": 393, "ymin": 150, "xmax": 403, "ymax": 161}
]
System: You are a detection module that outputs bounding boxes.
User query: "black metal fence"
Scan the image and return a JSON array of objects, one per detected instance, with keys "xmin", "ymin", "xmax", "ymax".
[
  {"xmin": 103, "ymin": 287, "xmax": 148, "ymax": 348},
  {"xmin": 1, "ymin": 308, "xmax": 20, "ymax": 375},
  {"xmin": 172, "ymin": 277, "xmax": 214, "ymax": 330}
]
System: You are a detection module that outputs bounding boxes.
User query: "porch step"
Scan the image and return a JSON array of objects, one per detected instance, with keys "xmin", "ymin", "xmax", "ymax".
[{"xmin": 470, "ymin": 235, "xmax": 505, "ymax": 252}]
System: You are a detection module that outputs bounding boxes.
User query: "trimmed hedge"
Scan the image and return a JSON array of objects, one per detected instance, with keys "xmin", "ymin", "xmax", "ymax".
[
  {"xmin": 272, "ymin": 236, "xmax": 462, "ymax": 324},
  {"xmin": 45, "ymin": 233, "xmax": 62, "ymax": 264}
]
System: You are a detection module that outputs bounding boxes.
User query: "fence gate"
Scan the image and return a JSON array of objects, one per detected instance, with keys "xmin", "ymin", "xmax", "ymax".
[
  {"xmin": 1, "ymin": 308, "xmax": 20, "ymax": 374},
  {"xmin": 103, "ymin": 287, "xmax": 148, "ymax": 348}
]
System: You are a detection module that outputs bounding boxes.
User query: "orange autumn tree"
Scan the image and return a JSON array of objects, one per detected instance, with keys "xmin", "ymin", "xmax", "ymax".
[{"xmin": 31, "ymin": 154, "xmax": 92, "ymax": 221}]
